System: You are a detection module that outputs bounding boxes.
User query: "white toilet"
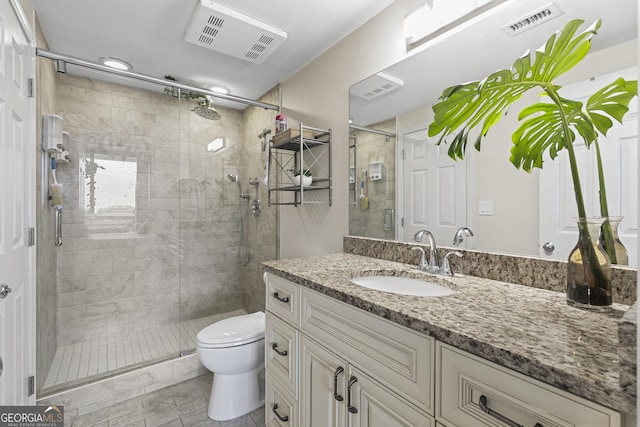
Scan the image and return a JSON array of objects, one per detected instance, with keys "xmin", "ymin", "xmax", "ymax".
[{"xmin": 196, "ymin": 311, "xmax": 265, "ymax": 421}]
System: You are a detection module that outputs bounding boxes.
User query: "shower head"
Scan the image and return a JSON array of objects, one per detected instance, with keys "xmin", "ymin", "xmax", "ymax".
[
  {"xmin": 227, "ymin": 174, "xmax": 238, "ymax": 183},
  {"xmin": 193, "ymin": 97, "xmax": 221, "ymax": 121}
]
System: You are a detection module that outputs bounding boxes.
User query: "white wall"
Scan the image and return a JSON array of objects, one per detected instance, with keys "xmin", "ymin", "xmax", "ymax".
[{"xmin": 279, "ymin": 0, "xmax": 422, "ymax": 259}]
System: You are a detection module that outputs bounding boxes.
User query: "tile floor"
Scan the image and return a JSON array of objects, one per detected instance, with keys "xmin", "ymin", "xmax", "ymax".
[
  {"xmin": 44, "ymin": 310, "xmax": 246, "ymax": 391},
  {"xmin": 64, "ymin": 373, "xmax": 265, "ymax": 427}
]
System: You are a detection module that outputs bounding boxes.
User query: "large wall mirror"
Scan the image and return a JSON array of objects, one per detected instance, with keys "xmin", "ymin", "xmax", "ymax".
[{"xmin": 349, "ymin": 0, "xmax": 638, "ymax": 266}]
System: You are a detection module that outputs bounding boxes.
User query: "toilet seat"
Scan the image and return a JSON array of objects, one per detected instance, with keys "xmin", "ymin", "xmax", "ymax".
[{"xmin": 197, "ymin": 311, "xmax": 265, "ymax": 349}]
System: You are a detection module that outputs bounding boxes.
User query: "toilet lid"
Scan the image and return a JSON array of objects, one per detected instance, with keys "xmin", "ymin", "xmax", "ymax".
[{"xmin": 197, "ymin": 311, "xmax": 265, "ymax": 348}]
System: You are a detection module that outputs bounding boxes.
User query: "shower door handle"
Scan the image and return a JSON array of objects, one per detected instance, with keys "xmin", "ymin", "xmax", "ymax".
[
  {"xmin": 54, "ymin": 205, "xmax": 63, "ymax": 246},
  {"xmin": 383, "ymin": 208, "xmax": 394, "ymax": 229}
]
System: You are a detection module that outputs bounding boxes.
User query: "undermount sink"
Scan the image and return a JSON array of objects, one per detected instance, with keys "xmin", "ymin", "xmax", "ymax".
[{"xmin": 350, "ymin": 275, "xmax": 455, "ymax": 297}]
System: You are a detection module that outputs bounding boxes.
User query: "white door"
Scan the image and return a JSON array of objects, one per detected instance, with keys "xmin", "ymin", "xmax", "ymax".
[
  {"xmin": 400, "ymin": 126, "xmax": 467, "ymax": 245},
  {"xmin": 539, "ymin": 68, "xmax": 638, "ymax": 266},
  {"xmin": 0, "ymin": 0, "xmax": 36, "ymax": 405}
]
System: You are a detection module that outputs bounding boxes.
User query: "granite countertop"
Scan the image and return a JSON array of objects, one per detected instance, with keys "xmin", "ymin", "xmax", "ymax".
[{"xmin": 263, "ymin": 252, "xmax": 635, "ymax": 414}]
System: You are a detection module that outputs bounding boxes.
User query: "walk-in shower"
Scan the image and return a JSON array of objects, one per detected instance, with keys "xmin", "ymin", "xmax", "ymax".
[{"xmin": 35, "ymin": 50, "xmax": 278, "ymax": 397}]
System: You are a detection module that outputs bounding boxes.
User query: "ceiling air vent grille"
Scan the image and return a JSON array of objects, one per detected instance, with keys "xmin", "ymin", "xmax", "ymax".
[
  {"xmin": 185, "ymin": 0, "xmax": 287, "ymax": 64},
  {"xmin": 350, "ymin": 72, "xmax": 404, "ymax": 101},
  {"xmin": 501, "ymin": 3, "xmax": 562, "ymax": 36}
]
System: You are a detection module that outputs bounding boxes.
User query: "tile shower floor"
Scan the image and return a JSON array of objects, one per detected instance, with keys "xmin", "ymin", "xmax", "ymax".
[{"xmin": 43, "ymin": 309, "xmax": 247, "ymax": 390}]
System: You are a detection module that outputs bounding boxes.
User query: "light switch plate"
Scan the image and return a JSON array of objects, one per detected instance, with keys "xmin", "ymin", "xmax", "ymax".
[{"xmin": 479, "ymin": 200, "xmax": 493, "ymax": 215}]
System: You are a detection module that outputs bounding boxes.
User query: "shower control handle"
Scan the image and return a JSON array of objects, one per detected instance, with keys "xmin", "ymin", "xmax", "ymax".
[
  {"xmin": 271, "ymin": 342, "xmax": 288, "ymax": 357},
  {"xmin": 273, "ymin": 292, "xmax": 289, "ymax": 303}
]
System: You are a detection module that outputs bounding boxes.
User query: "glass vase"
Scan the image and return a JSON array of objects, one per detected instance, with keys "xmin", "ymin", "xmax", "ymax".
[
  {"xmin": 600, "ymin": 216, "xmax": 628, "ymax": 266},
  {"xmin": 566, "ymin": 217, "xmax": 612, "ymax": 311}
]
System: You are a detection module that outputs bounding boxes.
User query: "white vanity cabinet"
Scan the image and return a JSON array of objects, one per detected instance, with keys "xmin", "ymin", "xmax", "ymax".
[
  {"xmin": 264, "ymin": 272, "xmax": 434, "ymax": 427},
  {"xmin": 264, "ymin": 272, "xmax": 624, "ymax": 427},
  {"xmin": 299, "ymin": 322, "xmax": 433, "ymax": 427}
]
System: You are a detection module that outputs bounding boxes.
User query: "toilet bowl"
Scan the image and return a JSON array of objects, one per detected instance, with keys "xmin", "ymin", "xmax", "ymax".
[{"xmin": 196, "ymin": 311, "xmax": 265, "ymax": 421}]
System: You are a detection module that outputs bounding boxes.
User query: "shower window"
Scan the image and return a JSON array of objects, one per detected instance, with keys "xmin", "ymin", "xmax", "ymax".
[{"xmin": 81, "ymin": 154, "xmax": 137, "ymax": 234}]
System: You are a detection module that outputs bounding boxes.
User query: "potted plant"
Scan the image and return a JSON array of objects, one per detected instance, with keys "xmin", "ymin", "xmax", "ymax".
[
  {"xmin": 427, "ymin": 19, "xmax": 637, "ymax": 310},
  {"xmin": 289, "ymin": 168, "xmax": 313, "ymax": 187}
]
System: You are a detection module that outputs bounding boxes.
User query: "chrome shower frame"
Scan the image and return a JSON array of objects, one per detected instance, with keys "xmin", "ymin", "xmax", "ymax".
[{"xmin": 37, "ymin": 49, "xmax": 280, "ymax": 111}]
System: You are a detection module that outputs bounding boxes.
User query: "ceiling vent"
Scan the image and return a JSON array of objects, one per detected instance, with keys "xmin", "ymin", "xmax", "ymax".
[
  {"xmin": 500, "ymin": 3, "xmax": 562, "ymax": 36},
  {"xmin": 350, "ymin": 72, "xmax": 405, "ymax": 101},
  {"xmin": 185, "ymin": 0, "xmax": 287, "ymax": 64}
]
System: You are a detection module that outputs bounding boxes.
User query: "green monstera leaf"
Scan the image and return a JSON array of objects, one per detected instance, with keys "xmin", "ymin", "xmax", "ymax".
[
  {"xmin": 510, "ymin": 78, "xmax": 637, "ymax": 172},
  {"xmin": 428, "ymin": 19, "xmax": 601, "ymax": 160}
]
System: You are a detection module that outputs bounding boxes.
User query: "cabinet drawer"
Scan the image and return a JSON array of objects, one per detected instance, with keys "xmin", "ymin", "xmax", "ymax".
[
  {"xmin": 265, "ymin": 272, "xmax": 300, "ymax": 327},
  {"xmin": 436, "ymin": 343, "xmax": 621, "ymax": 427},
  {"xmin": 301, "ymin": 288, "xmax": 434, "ymax": 415},
  {"xmin": 266, "ymin": 369, "xmax": 299, "ymax": 427},
  {"xmin": 266, "ymin": 312, "xmax": 299, "ymax": 399}
]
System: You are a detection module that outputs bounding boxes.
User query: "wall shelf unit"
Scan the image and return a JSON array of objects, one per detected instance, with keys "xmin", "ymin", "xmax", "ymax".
[{"xmin": 267, "ymin": 123, "xmax": 332, "ymax": 207}]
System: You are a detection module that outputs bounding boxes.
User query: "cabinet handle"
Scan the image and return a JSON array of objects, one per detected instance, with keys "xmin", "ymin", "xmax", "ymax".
[
  {"xmin": 479, "ymin": 395, "xmax": 542, "ymax": 427},
  {"xmin": 347, "ymin": 375, "xmax": 358, "ymax": 414},
  {"xmin": 272, "ymin": 404, "xmax": 289, "ymax": 422},
  {"xmin": 333, "ymin": 366, "xmax": 344, "ymax": 401},
  {"xmin": 271, "ymin": 342, "xmax": 288, "ymax": 357},
  {"xmin": 273, "ymin": 292, "xmax": 290, "ymax": 303}
]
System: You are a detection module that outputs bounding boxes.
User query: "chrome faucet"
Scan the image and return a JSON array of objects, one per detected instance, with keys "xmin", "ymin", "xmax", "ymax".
[
  {"xmin": 413, "ymin": 230, "xmax": 438, "ymax": 272},
  {"xmin": 440, "ymin": 251, "xmax": 463, "ymax": 276},
  {"xmin": 411, "ymin": 247, "xmax": 428, "ymax": 271},
  {"xmin": 453, "ymin": 227, "xmax": 474, "ymax": 247}
]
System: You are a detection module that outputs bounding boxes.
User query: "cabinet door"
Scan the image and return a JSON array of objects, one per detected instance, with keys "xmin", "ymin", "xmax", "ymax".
[
  {"xmin": 300, "ymin": 335, "xmax": 347, "ymax": 427},
  {"xmin": 348, "ymin": 366, "xmax": 434, "ymax": 427}
]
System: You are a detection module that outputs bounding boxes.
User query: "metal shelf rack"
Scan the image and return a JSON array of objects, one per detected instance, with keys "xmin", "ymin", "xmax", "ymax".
[{"xmin": 267, "ymin": 123, "xmax": 332, "ymax": 207}]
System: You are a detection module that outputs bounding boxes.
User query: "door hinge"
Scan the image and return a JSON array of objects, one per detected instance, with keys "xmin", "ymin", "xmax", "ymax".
[
  {"xmin": 28, "ymin": 227, "xmax": 35, "ymax": 246},
  {"xmin": 28, "ymin": 375, "xmax": 35, "ymax": 396},
  {"xmin": 401, "ymin": 217, "xmax": 404, "ymax": 227},
  {"xmin": 27, "ymin": 78, "xmax": 35, "ymax": 98},
  {"xmin": 401, "ymin": 149, "xmax": 405, "ymax": 160}
]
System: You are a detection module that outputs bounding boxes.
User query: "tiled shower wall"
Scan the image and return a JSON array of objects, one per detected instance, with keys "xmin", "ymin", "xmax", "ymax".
[
  {"xmin": 53, "ymin": 74, "xmax": 245, "ymax": 347},
  {"xmin": 240, "ymin": 86, "xmax": 280, "ymax": 314},
  {"xmin": 349, "ymin": 118, "xmax": 396, "ymax": 239}
]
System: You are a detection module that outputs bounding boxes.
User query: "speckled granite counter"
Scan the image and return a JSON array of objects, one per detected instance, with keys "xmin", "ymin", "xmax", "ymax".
[{"xmin": 263, "ymin": 252, "xmax": 635, "ymax": 414}]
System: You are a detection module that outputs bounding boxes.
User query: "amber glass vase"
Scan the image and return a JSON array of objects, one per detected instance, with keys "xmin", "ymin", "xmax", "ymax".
[
  {"xmin": 566, "ymin": 217, "xmax": 612, "ymax": 311},
  {"xmin": 600, "ymin": 216, "xmax": 629, "ymax": 266}
]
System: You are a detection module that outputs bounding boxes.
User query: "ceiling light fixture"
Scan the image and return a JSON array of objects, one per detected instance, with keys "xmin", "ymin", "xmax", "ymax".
[
  {"xmin": 208, "ymin": 85, "xmax": 231, "ymax": 95},
  {"xmin": 99, "ymin": 57, "xmax": 133, "ymax": 71},
  {"xmin": 404, "ymin": 0, "xmax": 513, "ymax": 50}
]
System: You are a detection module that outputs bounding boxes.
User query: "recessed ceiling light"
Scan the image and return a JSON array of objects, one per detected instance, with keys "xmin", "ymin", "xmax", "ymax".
[
  {"xmin": 208, "ymin": 85, "xmax": 230, "ymax": 95},
  {"xmin": 99, "ymin": 57, "xmax": 133, "ymax": 71}
]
